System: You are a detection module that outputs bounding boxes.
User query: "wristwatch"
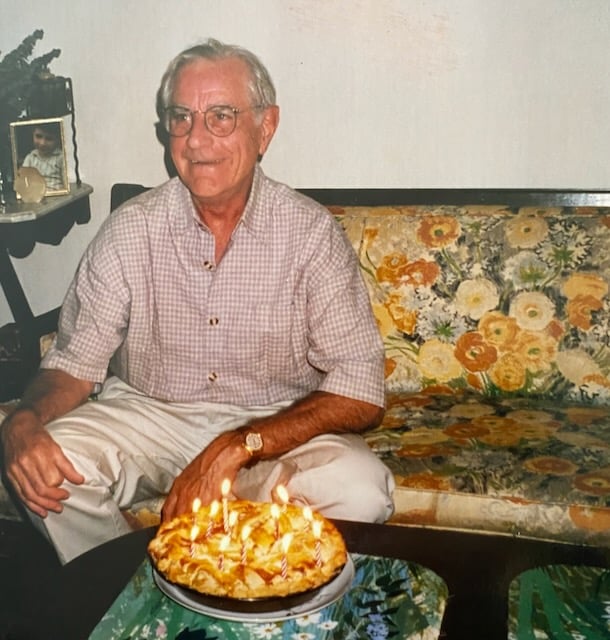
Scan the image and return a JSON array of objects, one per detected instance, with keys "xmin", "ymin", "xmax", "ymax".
[{"xmin": 242, "ymin": 430, "xmax": 264, "ymax": 459}]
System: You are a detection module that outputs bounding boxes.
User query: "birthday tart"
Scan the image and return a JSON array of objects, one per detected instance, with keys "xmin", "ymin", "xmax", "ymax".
[{"xmin": 148, "ymin": 499, "xmax": 347, "ymax": 599}]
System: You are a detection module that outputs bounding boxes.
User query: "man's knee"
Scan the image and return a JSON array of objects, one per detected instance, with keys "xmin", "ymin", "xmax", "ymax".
[
  {"xmin": 306, "ymin": 436, "xmax": 395, "ymax": 523},
  {"xmin": 331, "ymin": 462, "xmax": 395, "ymax": 523}
]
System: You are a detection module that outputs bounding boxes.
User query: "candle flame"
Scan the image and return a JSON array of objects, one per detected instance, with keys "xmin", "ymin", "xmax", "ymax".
[
  {"xmin": 190, "ymin": 524, "xmax": 200, "ymax": 542},
  {"xmin": 219, "ymin": 534, "xmax": 230, "ymax": 551},
  {"xmin": 228, "ymin": 510, "xmax": 238, "ymax": 528},
  {"xmin": 221, "ymin": 478, "xmax": 231, "ymax": 497},
  {"xmin": 192, "ymin": 497, "xmax": 202, "ymax": 513},
  {"xmin": 241, "ymin": 523, "xmax": 252, "ymax": 542},
  {"xmin": 281, "ymin": 532, "xmax": 293, "ymax": 553},
  {"xmin": 270, "ymin": 503, "xmax": 280, "ymax": 519},
  {"xmin": 276, "ymin": 484, "xmax": 289, "ymax": 504},
  {"xmin": 209, "ymin": 500, "xmax": 220, "ymax": 516},
  {"xmin": 302, "ymin": 506, "xmax": 313, "ymax": 521},
  {"xmin": 312, "ymin": 520, "xmax": 322, "ymax": 539}
]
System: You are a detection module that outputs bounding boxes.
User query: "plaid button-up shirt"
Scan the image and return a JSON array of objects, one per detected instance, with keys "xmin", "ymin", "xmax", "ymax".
[{"xmin": 43, "ymin": 167, "xmax": 384, "ymax": 407}]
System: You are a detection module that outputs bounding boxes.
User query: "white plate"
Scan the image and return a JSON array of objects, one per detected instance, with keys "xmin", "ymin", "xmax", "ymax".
[{"xmin": 153, "ymin": 555, "xmax": 355, "ymax": 623}]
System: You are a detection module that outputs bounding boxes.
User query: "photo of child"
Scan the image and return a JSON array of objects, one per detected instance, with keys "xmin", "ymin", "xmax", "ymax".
[
  {"xmin": 10, "ymin": 118, "xmax": 69, "ymax": 195},
  {"xmin": 22, "ymin": 122, "xmax": 65, "ymax": 191}
]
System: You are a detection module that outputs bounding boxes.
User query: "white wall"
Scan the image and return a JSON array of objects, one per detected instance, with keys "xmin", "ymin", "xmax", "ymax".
[{"xmin": 2, "ymin": 0, "xmax": 610, "ymax": 324}]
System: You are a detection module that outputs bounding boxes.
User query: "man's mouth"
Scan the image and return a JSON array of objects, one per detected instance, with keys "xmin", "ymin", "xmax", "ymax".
[{"xmin": 190, "ymin": 158, "xmax": 222, "ymax": 165}]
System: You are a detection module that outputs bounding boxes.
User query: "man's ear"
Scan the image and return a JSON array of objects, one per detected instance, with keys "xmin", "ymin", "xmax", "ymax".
[{"xmin": 258, "ymin": 105, "xmax": 280, "ymax": 158}]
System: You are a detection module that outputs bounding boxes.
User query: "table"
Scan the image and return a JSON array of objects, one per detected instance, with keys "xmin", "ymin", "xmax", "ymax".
[
  {"xmin": 41, "ymin": 521, "xmax": 610, "ymax": 640},
  {"xmin": 0, "ymin": 183, "xmax": 92, "ymax": 325},
  {"xmin": 0, "ymin": 184, "xmax": 92, "ymax": 400}
]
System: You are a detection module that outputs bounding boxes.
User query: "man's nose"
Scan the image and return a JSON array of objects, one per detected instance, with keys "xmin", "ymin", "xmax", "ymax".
[{"xmin": 186, "ymin": 112, "xmax": 213, "ymax": 145}]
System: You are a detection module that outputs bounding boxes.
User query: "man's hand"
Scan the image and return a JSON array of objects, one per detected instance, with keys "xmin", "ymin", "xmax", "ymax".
[
  {"xmin": 2, "ymin": 409, "xmax": 85, "ymax": 517},
  {"xmin": 161, "ymin": 429, "xmax": 248, "ymax": 522},
  {"xmin": 0, "ymin": 369, "xmax": 92, "ymax": 518},
  {"xmin": 161, "ymin": 391, "xmax": 383, "ymax": 522}
]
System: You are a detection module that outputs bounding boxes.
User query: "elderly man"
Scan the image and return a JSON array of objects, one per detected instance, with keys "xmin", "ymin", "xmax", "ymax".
[{"xmin": 1, "ymin": 39, "xmax": 394, "ymax": 563}]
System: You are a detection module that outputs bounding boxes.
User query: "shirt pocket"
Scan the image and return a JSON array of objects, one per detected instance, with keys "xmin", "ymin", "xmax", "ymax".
[{"xmin": 231, "ymin": 301, "xmax": 297, "ymax": 380}]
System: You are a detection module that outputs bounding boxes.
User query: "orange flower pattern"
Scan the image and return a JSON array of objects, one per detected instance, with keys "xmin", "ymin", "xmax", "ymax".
[
  {"xmin": 417, "ymin": 215, "xmax": 462, "ymax": 248},
  {"xmin": 573, "ymin": 470, "xmax": 610, "ymax": 496},
  {"xmin": 523, "ymin": 456, "xmax": 578, "ymax": 476},
  {"xmin": 566, "ymin": 295, "xmax": 603, "ymax": 331},
  {"xmin": 454, "ymin": 332, "xmax": 498, "ymax": 372}
]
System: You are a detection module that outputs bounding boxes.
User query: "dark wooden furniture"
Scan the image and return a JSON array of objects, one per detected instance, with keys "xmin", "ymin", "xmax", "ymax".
[
  {"xmin": 0, "ymin": 184, "xmax": 92, "ymax": 400},
  {"xmin": 298, "ymin": 187, "xmax": 610, "ymax": 207},
  {"xmin": 111, "ymin": 182, "xmax": 610, "ymax": 210},
  {"xmin": 25, "ymin": 521, "xmax": 609, "ymax": 640}
]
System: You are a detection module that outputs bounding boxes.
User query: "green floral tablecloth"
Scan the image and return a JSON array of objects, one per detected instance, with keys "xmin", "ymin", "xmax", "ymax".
[
  {"xmin": 508, "ymin": 564, "xmax": 610, "ymax": 639},
  {"xmin": 89, "ymin": 553, "xmax": 447, "ymax": 639}
]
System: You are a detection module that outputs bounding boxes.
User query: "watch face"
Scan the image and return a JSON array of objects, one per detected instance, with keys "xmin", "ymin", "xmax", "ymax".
[{"xmin": 245, "ymin": 431, "xmax": 263, "ymax": 452}]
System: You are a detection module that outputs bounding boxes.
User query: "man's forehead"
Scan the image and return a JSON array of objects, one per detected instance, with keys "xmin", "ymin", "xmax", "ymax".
[{"xmin": 173, "ymin": 57, "xmax": 251, "ymax": 103}]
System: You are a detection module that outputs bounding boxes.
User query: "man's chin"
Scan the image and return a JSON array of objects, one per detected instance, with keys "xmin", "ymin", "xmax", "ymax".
[{"xmin": 178, "ymin": 173, "xmax": 221, "ymax": 198}]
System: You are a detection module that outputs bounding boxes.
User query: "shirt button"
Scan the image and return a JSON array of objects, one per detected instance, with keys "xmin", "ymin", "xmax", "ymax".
[
  {"xmin": 208, "ymin": 372, "xmax": 218, "ymax": 382},
  {"xmin": 209, "ymin": 317, "xmax": 219, "ymax": 326},
  {"xmin": 203, "ymin": 261, "xmax": 215, "ymax": 271}
]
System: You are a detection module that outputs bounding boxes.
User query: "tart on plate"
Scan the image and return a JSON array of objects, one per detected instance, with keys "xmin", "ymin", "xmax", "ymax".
[{"xmin": 148, "ymin": 499, "xmax": 347, "ymax": 600}]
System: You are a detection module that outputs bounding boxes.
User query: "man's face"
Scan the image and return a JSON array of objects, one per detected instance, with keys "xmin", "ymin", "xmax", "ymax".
[
  {"xmin": 32, "ymin": 127, "xmax": 59, "ymax": 157},
  {"xmin": 169, "ymin": 57, "xmax": 278, "ymax": 210}
]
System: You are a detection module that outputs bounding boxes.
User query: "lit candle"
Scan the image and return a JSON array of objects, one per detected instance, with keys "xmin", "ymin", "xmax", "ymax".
[
  {"xmin": 302, "ymin": 505, "xmax": 313, "ymax": 531},
  {"xmin": 270, "ymin": 502, "xmax": 281, "ymax": 540},
  {"xmin": 189, "ymin": 524, "xmax": 200, "ymax": 557},
  {"xmin": 192, "ymin": 497, "xmax": 202, "ymax": 514},
  {"xmin": 312, "ymin": 520, "xmax": 322, "ymax": 567},
  {"xmin": 228, "ymin": 510, "xmax": 238, "ymax": 536},
  {"xmin": 276, "ymin": 484, "xmax": 289, "ymax": 510},
  {"xmin": 240, "ymin": 524, "xmax": 251, "ymax": 565},
  {"xmin": 206, "ymin": 500, "xmax": 219, "ymax": 538},
  {"xmin": 221, "ymin": 478, "xmax": 231, "ymax": 533},
  {"xmin": 218, "ymin": 534, "xmax": 230, "ymax": 571},
  {"xmin": 281, "ymin": 532, "xmax": 293, "ymax": 579}
]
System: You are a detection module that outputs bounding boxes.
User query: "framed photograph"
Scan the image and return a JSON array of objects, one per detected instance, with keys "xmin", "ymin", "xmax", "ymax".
[{"xmin": 9, "ymin": 117, "xmax": 69, "ymax": 196}]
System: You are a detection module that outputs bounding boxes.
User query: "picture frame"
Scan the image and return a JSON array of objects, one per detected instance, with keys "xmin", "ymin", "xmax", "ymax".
[{"xmin": 9, "ymin": 117, "xmax": 69, "ymax": 196}]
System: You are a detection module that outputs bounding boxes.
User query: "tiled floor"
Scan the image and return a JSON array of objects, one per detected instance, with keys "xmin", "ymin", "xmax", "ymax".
[{"xmin": 0, "ymin": 518, "xmax": 61, "ymax": 640}]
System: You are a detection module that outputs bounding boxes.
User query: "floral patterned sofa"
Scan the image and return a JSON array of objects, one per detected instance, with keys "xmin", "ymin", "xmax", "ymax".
[
  {"xmin": 315, "ymin": 188, "xmax": 610, "ymax": 548},
  {"xmin": 2, "ymin": 187, "xmax": 610, "ymax": 551}
]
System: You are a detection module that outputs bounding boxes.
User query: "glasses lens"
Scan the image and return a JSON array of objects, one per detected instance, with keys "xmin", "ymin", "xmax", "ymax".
[
  {"xmin": 165, "ymin": 107, "xmax": 192, "ymax": 136},
  {"xmin": 205, "ymin": 107, "xmax": 237, "ymax": 137}
]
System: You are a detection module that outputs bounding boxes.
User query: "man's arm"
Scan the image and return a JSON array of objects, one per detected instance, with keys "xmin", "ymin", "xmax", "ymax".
[
  {"xmin": 242, "ymin": 390, "xmax": 384, "ymax": 455},
  {"xmin": 161, "ymin": 390, "xmax": 383, "ymax": 520},
  {"xmin": 0, "ymin": 369, "xmax": 92, "ymax": 517}
]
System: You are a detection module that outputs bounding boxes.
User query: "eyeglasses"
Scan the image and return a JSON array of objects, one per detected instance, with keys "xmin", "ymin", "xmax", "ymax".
[{"xmin": 162, "ymin": 104, "xmax": 264, "ymax": 138}]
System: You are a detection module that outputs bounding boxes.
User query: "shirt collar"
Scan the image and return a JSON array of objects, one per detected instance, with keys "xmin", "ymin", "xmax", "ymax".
[
  {"xmin": 32, "ymin": 148, "xmax": 62, "ymax": 159},
  {"xmin": 173, "ymin": 165, "xmax": 271, "ymax": 242},
  {"xmin": 239, "ymin": 164, "xmax": 270, "ymax": 242}
]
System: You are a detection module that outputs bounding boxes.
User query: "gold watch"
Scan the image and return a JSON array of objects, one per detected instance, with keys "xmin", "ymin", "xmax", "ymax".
[{"xmin": 243, "ymin": 431, "xmax": 263, "ymax": 459}]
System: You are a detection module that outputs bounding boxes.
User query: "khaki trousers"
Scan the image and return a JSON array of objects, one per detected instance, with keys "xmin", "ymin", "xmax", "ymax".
[{"xmin": 25, "ymin": 377, "xmax": 394, "ymax": 563}]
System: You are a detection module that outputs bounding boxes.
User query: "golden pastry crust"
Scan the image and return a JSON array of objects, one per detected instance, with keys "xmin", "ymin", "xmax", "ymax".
[{"xmin": 148, "ymin": 500, "xmax": 347, "ymax": 599}]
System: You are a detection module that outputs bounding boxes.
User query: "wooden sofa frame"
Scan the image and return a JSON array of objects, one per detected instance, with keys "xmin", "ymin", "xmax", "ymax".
[{"xmin": 112, "ymin": 184, "xmax": 610, "ymax": 211}]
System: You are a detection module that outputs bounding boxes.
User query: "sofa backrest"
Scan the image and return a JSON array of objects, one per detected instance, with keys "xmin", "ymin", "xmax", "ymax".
[
  {"xmin": 299, "ymin": 187, "xmax": 610, "ymax": 208},
  {"xmin": 324, "ymin": 196, "xmax": 610, "ymax": 405}
]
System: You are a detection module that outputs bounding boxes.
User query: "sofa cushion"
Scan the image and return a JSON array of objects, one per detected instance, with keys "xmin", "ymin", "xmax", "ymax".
[{"xmin": 367, "ymin": 391, "xmax": 610, "ymax": 545}]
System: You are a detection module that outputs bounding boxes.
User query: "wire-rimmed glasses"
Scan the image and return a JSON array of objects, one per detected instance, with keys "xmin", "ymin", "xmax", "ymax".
[{"xmin": 162, "ymin": 104, "xmax": 264, "ymax": 138}]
